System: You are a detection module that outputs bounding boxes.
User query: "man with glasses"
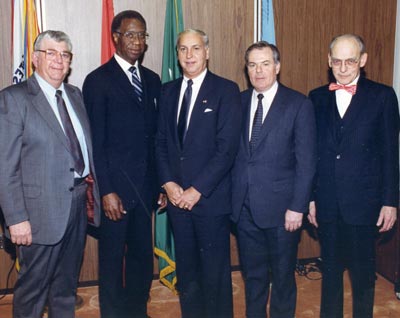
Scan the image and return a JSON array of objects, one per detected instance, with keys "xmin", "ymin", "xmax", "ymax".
[
  {"xmin": 83, "ymin": 10, "xmax": 164, "ymax": 318},
  {"xmin": 0, "ymin": 30, "xmax": 100, "ymax": 318},
  {"xmin": 308, "ymin": 34, "xmax": 399, "ymax": 318}
]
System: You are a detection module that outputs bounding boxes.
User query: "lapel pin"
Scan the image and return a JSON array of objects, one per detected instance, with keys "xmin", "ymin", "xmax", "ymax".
[{"xmin": 202, "ymin": 100, "xmax": 208, "ymax": 104}]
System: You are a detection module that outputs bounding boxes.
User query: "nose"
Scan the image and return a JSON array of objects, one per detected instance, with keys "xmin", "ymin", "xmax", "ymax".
[
  {"xmin": 186, "ymin": 48, "xmax": 193, "ymax": 59},
  {"xmin": 339, "ymin": 61, "xmax": 347, "ymax": 72},
  {"xmin": 255, "ymin": 63, "xmax": 263, "ymax": 73},
  {"xmin": 54, "ymin": 52, "xmax": 64, "ymax": 63}
]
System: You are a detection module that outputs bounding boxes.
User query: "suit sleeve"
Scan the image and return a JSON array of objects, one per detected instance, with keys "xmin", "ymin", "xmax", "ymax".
[
  {"xmin": 191, "ymin": 82, "xmax": 242, "ymax": 198},
  {"xmin": 156, "ymin": 85, "xmax": 175, "ymax": 186},
  {"xmin": 82, "ymin": 74, "xmax": 114, "ymax": 197},
  {"xmin": 381, "ymin": 87, "xmax": 400, "ymax": 206},
  {"xmin": 289, "ymin": 97, "xmax": 317, "ymax": 213},
  {"xmin": 0, "ymin": 89, "xmax": 29, "ymax": 226}
]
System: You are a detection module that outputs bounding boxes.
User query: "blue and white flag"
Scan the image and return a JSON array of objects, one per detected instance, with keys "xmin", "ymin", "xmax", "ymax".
[{"xmin": 261, "ymin": 0, "xmax": 276, "ymax": 44}]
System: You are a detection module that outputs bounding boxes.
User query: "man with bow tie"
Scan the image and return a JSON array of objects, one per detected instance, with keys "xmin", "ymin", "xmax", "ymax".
[{"xmin": 308, "ymin": 34, "xmax": 400, "ymax": 318}]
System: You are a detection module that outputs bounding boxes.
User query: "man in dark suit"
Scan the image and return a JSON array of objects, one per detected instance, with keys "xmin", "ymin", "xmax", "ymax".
[
  {"xmin": 0, "ymin": 30, "xmax": 100, "ymax": 318},
  {"xmin": 156, "ymin": 29, "xmax": 242, "ymax": 318},
  {"xmin": 308, "ymin": 34, "xmax": 399, "ymax": 318},
  {"xmin": 231, "ymin": 41, "xmax": 316, "ymax": 318},
  {"xmin": 82, "ymin": 10, "xmax": 163, "ymax": 318}
]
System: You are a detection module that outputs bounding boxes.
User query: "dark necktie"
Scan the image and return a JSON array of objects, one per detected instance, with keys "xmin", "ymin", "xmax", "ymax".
[
  {"xmin": 250, "ymin": 93, "xmax": 264, "ymax": 154},
  {"xmin": 129, "ymin": 66, "xmax": 143, "ymax": 101},
  {"xmin": 177, "ymin": 79, "xmax": 193, "ymax": 146},
  {"xmin": 328, "ymin": 82, "xmax": 357, "ymax": 95},
  {"xmin": 55, "ymin": 90, "xmax": 85, "ymax": 176}
]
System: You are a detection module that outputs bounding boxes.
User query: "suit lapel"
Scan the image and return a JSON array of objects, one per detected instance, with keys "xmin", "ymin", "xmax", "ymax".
[
  {"xmin": 250, "ymin": 85, "xmax": 284, "ymax": 153},
  {"xmin": 28, "ymin": 77, "xmax": 71, "ymax": 153},
  {"xmin": 167, "ymin": 79, "xmax": 183, "ymax": 149},
  {"xmin": 242, "ymin": 90, "xmax": 252, "ymax": 155},
  {"xmin": 65, "ymin": 85, "xmax": 93, "ymax": 154},
  {"xmin": 108, "ymin": 58, "xmax": 143, "ymax": 108}
]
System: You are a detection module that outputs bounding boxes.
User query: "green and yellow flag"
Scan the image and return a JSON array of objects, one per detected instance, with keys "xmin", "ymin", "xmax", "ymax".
[
  {"xmin": 154, "ymin": 0, "xmax": 184, "ymax": 293},
  {"xmin": 160, "ymin": 0, "xmax": 184, "ymax": 83}
]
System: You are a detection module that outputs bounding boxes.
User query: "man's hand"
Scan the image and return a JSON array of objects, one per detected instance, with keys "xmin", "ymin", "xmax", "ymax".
[
  {"xmin": 307, "ymin": 201, "xmax": 318, "ymax": 227},
  {"xmin": 102, "ymin": 192, "xmax": 126, "ymax": 221},
  {"xmin": 157, "ymin": 193, "xmax": 168, "ymax": 210},
  {"xmin": 376, "ymin": 205, "xmax": 397, "ymax": 232},
  {"xmin": 163, "ymin": 181, "xmax": 184, "ymax": 206},
  {"xmin": 176, "ymin": 187, "xmax": 201, "ymax": 211},
  {"xmin": 285, "ymin": 209, "xmax": 303, "ymax": 232},
  {"xmin": 9, "ymin": 221, "xmax": 32, "ymax": 246}
]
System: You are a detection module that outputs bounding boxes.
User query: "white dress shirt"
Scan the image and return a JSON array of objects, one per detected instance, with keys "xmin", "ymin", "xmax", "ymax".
[{"xmin": 248, "ymin": 81, "xmax": 279, "ymax": 141}]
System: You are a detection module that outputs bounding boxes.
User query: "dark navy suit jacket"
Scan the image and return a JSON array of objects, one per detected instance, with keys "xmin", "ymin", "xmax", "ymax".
[
  {"xmin": 309, "ymin": 77, "xmax": 399, "ymax": 225},
  {"xmin": 156, "ymin": 70, "xmax": 242, "ymax": 216},
  {"xmin": 231, "ymin": 84, "xmax": 317, "ymax": 228},
  {"xmin": 83, "ymin": 57, "xmax": 161, "ymax": 210}
]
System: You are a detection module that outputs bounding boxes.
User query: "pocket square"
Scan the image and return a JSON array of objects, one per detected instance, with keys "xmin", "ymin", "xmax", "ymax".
[{"xmin": 204, "ymin": 108, "xmax": 213, "ymax": 113}]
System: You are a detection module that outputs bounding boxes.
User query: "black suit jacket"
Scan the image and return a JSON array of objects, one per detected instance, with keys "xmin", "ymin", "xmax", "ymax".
[
  {"xmin": 156, "ymin": 71, "xmax": 242, "ymax": 216},
  {"xmin": 83, "ymin": 57, "xmax": 161, "ymax": 210},
  {"xmin": 309, "ymin": 77, "xmax": 399, "ymax": 225},
  {"xmin": 231, "ymin": 84, "xmax": 317, "ymax": 228}
]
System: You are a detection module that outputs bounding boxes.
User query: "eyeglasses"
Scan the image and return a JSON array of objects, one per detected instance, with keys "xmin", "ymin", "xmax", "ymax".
[
  {"xmin": 330, "ymin": 58, "xmax": 359, "ymax": 68},
  {"xmin": 36, "ymin": 49, "xmax": 73, "ymax": 63},
  {"xmin": 115, "ymin": 31, "xmax": 149, "ymax": 41}
]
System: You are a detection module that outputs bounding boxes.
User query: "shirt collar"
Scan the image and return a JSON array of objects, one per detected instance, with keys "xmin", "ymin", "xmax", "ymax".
[{"xmin": 114, "ymin": 53, "xmax": 139, "ymax": 73}]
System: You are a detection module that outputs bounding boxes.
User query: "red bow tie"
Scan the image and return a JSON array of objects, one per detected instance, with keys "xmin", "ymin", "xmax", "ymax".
[{"xmin": 329, "ymin": 83, "xmax": 357, "ymax": 95}]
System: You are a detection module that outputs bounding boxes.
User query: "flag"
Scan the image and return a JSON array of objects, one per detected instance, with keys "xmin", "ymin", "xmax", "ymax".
[
  {"xmin": 160, "ymin": 0, "xmax": 184, "ymax": 83},
  {"xmin": 261, "ymin": 0, "xmax": 276, "ymax": 45},
  {"xmin": 154, "ymin": 208, "xmax": 177, "ymax": 293},
  {"xmin": 101, "ymin": 0, "xmax": 115, "ymax": 64},
  {"xmin": 12, "ymin": 0, "xmax": 41, "ymax": 84},
  {"xmin": 154, "ymin": 0, "xmax": 184, "ymax": 293}
]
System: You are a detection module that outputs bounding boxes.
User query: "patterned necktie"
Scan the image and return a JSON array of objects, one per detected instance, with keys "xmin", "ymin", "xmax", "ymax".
[
  {"xmin": 328, "ymin": 82, "xmax": 357, "ymax": 95},
  {"xmin": 177, "ymin": 79, "xmax": 193, "ymax": 146},
  {"xmin": 250, "ymin": 93, "xmax": 264, "ymax": 154},
  {"xmin": 55, "ymin": 90, "xmax": 85, "ymax": 176},
  {"xmin": 129, "ymin": 66, "xmax": 143, "ymax": 101}
]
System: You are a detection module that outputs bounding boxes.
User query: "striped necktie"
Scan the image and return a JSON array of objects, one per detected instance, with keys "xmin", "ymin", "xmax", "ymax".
[{"xmin": 129, "ymin": 66, "xmax": 143, "ymax": 101}]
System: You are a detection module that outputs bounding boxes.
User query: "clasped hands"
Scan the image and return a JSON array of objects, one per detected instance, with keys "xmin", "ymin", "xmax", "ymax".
[{"xmin": 163, "ymin": 181, "xmax": 201, "ymax": 211}]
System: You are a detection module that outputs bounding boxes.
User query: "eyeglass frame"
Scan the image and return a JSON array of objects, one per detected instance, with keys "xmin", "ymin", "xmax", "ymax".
[
  {"xmin": 35, "ymin": 49, "xmax": 73, "ymax": 63},
  {"xmin": 330, "ymin": 57, "xmax": 360, "ymax": 68},
  {"xmin": 114, "ymin": 31, "xmax": 149, "ymax": 41}
]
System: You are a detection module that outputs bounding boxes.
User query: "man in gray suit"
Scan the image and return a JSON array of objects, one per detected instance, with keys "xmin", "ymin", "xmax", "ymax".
[{"xmin": 0, "ymin": 30, "xmax": 100, "ymax": 318}]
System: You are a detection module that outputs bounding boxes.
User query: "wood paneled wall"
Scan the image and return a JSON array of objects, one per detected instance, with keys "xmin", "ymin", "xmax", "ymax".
[
  {"xmin": 0, "ymin": 0, "xmax": 398, "ymax": 289},
  {"xmin": 274, "ymin": 0, "xmax": 397, "ymax": 95}
]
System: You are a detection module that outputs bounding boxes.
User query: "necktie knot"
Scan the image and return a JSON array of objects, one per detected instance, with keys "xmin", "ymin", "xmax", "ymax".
[
  {"xmin": 257, "ymin": 93, "xmax": 264, "ymax": 101},
  {"xmin": 329, "ymin": 82, "xmax": 357, "ymax": 95},
  {"xmin": 187, "ymin": 79, "xmax": 193, "ymax": 88}
]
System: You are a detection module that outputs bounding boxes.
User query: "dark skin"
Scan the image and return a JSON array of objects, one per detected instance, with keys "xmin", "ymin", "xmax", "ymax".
[{"xmin": 102, "ymin": 18, "xmax": 166, "ymax": 221}]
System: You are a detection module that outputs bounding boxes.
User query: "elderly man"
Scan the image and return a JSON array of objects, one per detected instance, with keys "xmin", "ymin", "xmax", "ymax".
[
  {"xmin": 0, "ymin": 30, "xmax": 100, "ymax": 318},
  {"xmin": 156, "ymin": 29, "xmax": 242, "ymax": 318},
  {"xmin": 308, "ymin": 34, "xmax": 399, "ymax": 318}
]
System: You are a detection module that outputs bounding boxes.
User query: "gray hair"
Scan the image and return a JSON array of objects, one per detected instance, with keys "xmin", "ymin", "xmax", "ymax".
[
  {"xmin": 245, "ymin": 41, "xmax": 280, "ymax": 65},
  {"xmin": 33, "ymin": 30, "xmax": 72, "ymax": 52},
  {"xmin": 329, "ymin": 34, "xmax": 366, "ymax": 55},
  {"xmin": 176, "ymin": 29, "xmax": 209, "ymax": 50}
]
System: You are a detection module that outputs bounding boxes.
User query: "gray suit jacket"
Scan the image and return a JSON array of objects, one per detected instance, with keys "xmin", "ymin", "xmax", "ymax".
[{"xmin": 0, "ymin": 75, "xmax": 100, "ymax": 245}]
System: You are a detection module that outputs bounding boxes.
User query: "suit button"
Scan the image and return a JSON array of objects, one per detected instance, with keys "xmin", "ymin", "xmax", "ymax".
[
  {"xmin": 180, "ymin": 157, "xmax": 185, "ymax": 161},
  {"xmin": 336, "ymin": 154, "xmax": 341, "ymax": 159},
  {"xmin": 69, "ymin": 187, "xmax": 74, "ymax": 192}
]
